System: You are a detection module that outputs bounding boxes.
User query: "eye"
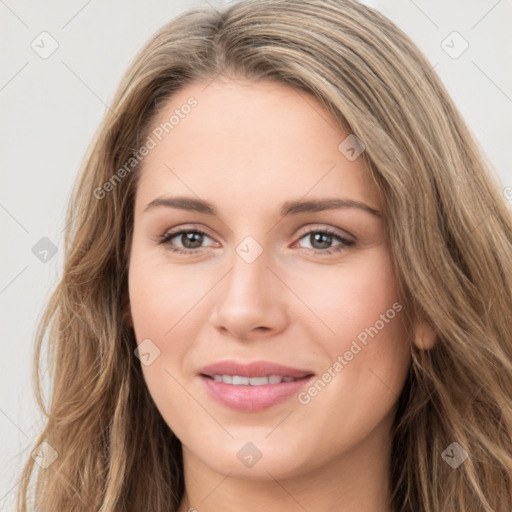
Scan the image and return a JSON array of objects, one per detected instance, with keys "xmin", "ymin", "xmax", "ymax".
[
  {"xmin": 158, "ymin": 226, "xmax": 355, "ymax": 256},
  {"xmin": 158, "ymin": 228, "xmax": 216, "ymax": 255},
  {"xmin": 295, "ymin": 228, "xmax": 355, "ymax": 255}
]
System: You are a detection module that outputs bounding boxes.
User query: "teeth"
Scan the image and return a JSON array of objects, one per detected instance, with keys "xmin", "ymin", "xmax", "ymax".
[
  {"xmin": 249, "ymin": 376, "xmax": 270, "ymax": 385},
  {"xmin": 210, "ymin": 374, "xmax": 298, "ymax": 386}
]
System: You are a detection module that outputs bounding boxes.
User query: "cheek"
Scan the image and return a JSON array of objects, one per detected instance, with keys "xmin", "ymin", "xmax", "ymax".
[
  {"xmin": 291, "ymin": 247, "xmax": 400, "ymax": 342},
  {"xmin": 128, "ymin": 252, "xmax": 198, "ymax": 339},
  {"xmin": 294, "ymin": 247, "xmax": 409, "ymax": 401},
  {"xmin": 306, "ymin": 251, "xmax": 409, "ymax": 420},
  {"xmin": 127, "ymin": 257, "xmax": 196, "ymax": 431}
]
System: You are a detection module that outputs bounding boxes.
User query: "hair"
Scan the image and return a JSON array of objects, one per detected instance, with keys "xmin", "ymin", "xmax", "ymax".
[{"xmin": 16, "ymin": 0, "xmax": 512, "ymax": 510}]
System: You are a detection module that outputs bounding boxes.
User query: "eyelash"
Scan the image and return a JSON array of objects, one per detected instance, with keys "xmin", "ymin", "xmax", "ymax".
[{"xmin": 157, "ymin": 227, "xmax": 355, "ymax": 256}]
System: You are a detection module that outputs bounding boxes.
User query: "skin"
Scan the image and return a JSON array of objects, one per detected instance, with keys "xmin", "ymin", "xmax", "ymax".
[{"xmin": 126, "ymin": 77, "xmax": 435, "ymax": 512}]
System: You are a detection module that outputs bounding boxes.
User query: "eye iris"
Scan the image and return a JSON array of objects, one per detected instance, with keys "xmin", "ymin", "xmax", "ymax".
[
  {"xmin": 182, "ymin": 231, "xmax": 203, "ymax": 249},
  {"xmin": 311, "ymin": 232, "xmax": 332, "ymax": 250}
]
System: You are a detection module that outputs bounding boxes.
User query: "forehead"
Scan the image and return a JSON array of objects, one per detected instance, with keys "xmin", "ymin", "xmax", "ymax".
[{"xmin": 134, "ymin": 78, "xmax": 381, "ymax": 216}]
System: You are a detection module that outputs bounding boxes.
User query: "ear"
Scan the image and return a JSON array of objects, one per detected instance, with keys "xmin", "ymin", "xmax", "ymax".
[{"xmin": 412, "ymin": 319, "xmax": 436, "ymax": 350}]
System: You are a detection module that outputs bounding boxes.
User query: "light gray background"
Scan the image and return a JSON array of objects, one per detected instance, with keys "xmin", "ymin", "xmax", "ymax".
[{"xmin": 1, "ymin": 0, "xmax": 511, "ymax": 508}]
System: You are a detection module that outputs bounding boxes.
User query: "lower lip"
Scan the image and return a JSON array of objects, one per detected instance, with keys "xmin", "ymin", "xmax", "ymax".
[{"xmin": 199, "ymin": 375, "xmax": 314, "ymax": 412}]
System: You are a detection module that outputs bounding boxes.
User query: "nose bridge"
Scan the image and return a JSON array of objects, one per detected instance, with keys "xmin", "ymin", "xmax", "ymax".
[
  {"xmin": 224, "ymin": 236, "xmax": 270, "ymax": 305},
  {"xmin": 211, "ymin": 233, "xmax": 286, "ymax": 337}
]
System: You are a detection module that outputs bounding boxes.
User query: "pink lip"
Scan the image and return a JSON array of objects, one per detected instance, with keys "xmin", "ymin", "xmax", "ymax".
[
  {"xmin": 199, "ymin": 360, "xmax": 314, "ymax": 379},
  {"xmin": 198, "ymin": 360, "xmax": 315, "ymax": 412}
]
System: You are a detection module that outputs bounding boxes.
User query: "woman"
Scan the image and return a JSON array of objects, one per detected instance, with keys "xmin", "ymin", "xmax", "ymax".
[{"xmin": 17, "ymin": 0, "xmax": 512, "ymax": 510}]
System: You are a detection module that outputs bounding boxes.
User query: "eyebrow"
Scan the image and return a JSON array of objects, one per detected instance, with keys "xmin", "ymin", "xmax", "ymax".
[{"xmin": 143, "ymin": 196, "xmax": 382, "ymax": 218}]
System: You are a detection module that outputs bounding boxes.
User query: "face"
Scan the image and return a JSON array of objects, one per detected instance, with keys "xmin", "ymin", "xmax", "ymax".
[{"xmin": 127, "ymin": 77, "xmax": 412, "ymax": 480}]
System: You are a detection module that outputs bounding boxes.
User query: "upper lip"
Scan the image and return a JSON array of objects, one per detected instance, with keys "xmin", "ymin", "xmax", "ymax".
[{"xmin": 199, "ymin": 360, "xmax": 315, "ymax": 379}]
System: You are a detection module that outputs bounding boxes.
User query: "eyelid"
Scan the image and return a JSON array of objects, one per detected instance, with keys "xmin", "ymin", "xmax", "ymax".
[
  {"xmin": 159, "ymin": 223, "xmax": 354, "ymax": 244},
  {"xmin": 161, "ymin": 223, "xmax": 216, "ymax": 240},
  {"xmin": 157, "ymin": 224, "xmax": 219, "ymax": 250},
  {"xmin": 296, "ymin": 223, "xmax": 355, "ymax": 241}
]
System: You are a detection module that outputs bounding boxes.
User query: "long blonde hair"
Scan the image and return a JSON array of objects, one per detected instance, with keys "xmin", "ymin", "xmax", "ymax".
[{"xmin": 17, "ymin": 0, "xmax": 512, "ymax": 510}]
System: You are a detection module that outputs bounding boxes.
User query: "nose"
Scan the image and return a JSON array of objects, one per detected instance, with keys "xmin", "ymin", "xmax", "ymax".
[{"xmin": 209, "ymin": 245, "xmax": 288, "ymax": 341}]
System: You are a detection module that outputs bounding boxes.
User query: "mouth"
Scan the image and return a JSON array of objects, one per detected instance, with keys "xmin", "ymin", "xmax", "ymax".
[
  {"xmin": 200, "ymin": 374, "xmax": 312, "ymax": 385},
  {"xmin": 197, "ymin": 360, "xmax": 315, "ymax": 411}
]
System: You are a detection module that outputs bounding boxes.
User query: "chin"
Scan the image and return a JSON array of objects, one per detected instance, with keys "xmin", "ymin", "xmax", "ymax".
[{"xmin": 189, "ymin": 437, "xmax": 315, "ymax": 480}]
